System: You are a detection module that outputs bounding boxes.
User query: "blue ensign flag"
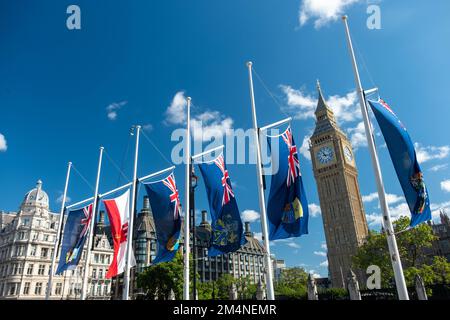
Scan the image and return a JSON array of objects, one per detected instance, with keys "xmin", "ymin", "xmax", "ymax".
[
  {"xmin": 368, "ymin": 98, "xmax": 431, "ymax": 227},
  {"xmin": 198, "ymin": 154, "xmax": 246, "ymax": 257},
  {"xmin": 267, "ymin": 127, "xmax": 309, "ymax": 240},
  {"xmin": 144, "ymin": 173, "xmax": 182, "ymax": 264},
  {"xmin": 56, "ymin": 204, "xmax": 92, "ymax": 274}
]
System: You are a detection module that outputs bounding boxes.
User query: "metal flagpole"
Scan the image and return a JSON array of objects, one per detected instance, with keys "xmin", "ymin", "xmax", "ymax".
[
  {"xmin": 123, "ymin": 125, "xmax": 141, "ymax": 300},
  {"xmin": 246, "ymin": 61, "xmax": 275, "ymax": 300},
  {"xmin": 80, "ymin": 147, "xmax": 104, "ymax": 300},
  {"xmin": 46, "ymin": 161, "xmax": 72, "ymax": 300},
  {"xmin": 183, "ymin": 97, "xmax": 192, "ymax": 300},
  {"xmin": 342, "ymin": 15, "xmax": 409, "ymax": 300}
]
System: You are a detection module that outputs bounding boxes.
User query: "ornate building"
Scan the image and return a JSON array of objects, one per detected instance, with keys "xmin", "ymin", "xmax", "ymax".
[
  {"xmin": 309, "ymin": 82, "xmax": 369, "ymax": 288},
  {"xmin": 0, "ymin": 180, "xmax": 113, "ymax": 300}
]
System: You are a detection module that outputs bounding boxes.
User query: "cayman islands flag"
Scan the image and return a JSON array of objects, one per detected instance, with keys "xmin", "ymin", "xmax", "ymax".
[
  {"xmin": 103, "ymin": 189, "xmax": 136, "ymax": 278},
  {"xmin": 368, "ymin": 98, "xmax": 431, "ymax": 227},
  {"xmin": 56, "ymin": 204, "xmax": 93, "ymax": 274},
  {"xmin": 198, "ymin": 154, "xmax": 246, "ymax": 257},
  {"xmin": 267, "ymin": 127, "xmax": 309, "ymax": 240},
  {"xmin": 144, "ymin": 173, "xmax": 182, "ymax": 264}
]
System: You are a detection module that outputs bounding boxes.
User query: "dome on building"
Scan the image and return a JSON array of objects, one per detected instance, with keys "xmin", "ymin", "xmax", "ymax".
[{"xmin": 21, "ymin": 180, "xmax": 50, "ymax": 210}]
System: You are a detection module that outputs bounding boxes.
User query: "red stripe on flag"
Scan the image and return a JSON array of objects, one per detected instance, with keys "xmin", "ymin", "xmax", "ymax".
[{"xmin": 103, "ymin": 198, "xmax": 123, "ymax": 279}]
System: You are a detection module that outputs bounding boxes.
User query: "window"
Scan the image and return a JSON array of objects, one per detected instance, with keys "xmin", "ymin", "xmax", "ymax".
[
  {"xmin": 41, "ymin": 248, "xmax": 48, "ymax": 258},
  {"xmin": 12, "ymin": 263, "xmax": 23, "ymax": 275},
  {"xmin": 8, "ymin": 283, "xmax": 18, "ymax": 296},
  {"xmin": 27, "ymin": 264, "xmax": 34, "ymax": 275},
  {"xmin": 55, "ymin": 283, "xmax": 62, "ymax": 295},
  {"xmin": 94, "ymin": 254, "xmax": 99, "ymax": 263},
  {"xmin": 30, "ymin": 245, "xmax": 37, "ymax": 256},
  {"xmin": 92, "ymin": 268, "xmax": 97, "ymax": 278},
  {"xmin": 38, "ymin": 264, "xmax": 45, "ymax": 275},
  {"xmin": 98, "ymin": 269, "xmax": 103, "ymax": 279},
  {"xmin": 23, "ymin": 282, "xmax": 30, "ymax": 295},
  {"xmin": 35, "ymin": 283, "xmax": 42, "ymax": 295},
  {"xmin": 43, "ymin": 234, "xmax": 49, "ymax": 242},
  {"xmin": 22, "ymin": 218, "xmax": 30, "ymax": 226}
]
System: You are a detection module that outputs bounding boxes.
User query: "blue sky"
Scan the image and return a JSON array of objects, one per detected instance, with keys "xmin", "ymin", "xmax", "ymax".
[{"xmin": 1, "ymin": 1, "xmax": 450, "ymax": 278}]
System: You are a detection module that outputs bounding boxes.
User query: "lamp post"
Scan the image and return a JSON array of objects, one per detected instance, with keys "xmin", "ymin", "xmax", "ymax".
[{"xmin": 190, "ymin": 164, "xmax": 198, "ymax": 300}]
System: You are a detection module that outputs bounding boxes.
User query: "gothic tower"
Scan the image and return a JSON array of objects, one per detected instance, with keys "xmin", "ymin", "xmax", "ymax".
[{"xmin": 309, "ymin": 81, "xmax": 369, "ymax": 288}]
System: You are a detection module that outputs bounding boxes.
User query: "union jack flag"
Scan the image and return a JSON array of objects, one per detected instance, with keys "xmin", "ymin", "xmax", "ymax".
[
  {"xmin": 281, "ymin": 128, "xmax": 300, "ymax": 187},
  {"xmin": 79, "ymin": 204, "xmax": 93, "ymax": 238},
  {"xmin": 162, "ymin": 173, "xmax": 181, "ymax": 219},
  {"xmin": 213, "ymin": 155, "xmax": 235, "ymax": 205},
  {"xmin": 379, "ymin": 99, "xmax": 406, "ymax": 131}
]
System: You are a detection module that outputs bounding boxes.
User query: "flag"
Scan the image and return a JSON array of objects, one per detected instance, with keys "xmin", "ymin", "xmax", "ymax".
[
  {"xmin": 368, "ymin": 98, "xmax": 431, "ymax": 227},
  {"xmin": 56, "ymin": 204, "xmax": 93, "ymax": 274},
  {"xmin": 198, "ymin": 154, "xmax": 246, "ymax": 256},
  {"xmin": 144, "ymin": 173, "xmax": 182, "ymax": 264},
  {"xmin": 103, "ymin": 189, "xmax": 136, "ymax": 279},
  {"xmin": 266, "ymin": 127, "xmax": 309, "ymax": 240}
]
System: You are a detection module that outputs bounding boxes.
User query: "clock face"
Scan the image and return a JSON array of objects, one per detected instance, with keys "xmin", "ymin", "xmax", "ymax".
[
  {"xmin": 316, "ymin": 146, "xmax": 334, "ymax": 165},
  {"xmin": 344, "ymin": 146, "xmax": 353, "ymax": 162}
]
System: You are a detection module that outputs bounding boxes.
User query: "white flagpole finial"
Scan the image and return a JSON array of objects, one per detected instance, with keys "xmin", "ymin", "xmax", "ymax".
[
  {"xmin": 342, "ymin": 15, "xmax": 348, "ymax": 21},
  {"xmin": 247, "ymin": 61, "xmax": 253, "ymax": 68}
]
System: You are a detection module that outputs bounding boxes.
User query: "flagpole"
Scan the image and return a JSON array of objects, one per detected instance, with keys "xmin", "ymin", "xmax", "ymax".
[
  {"xmin": 342, "ymin": 16, "xmax": 409, "ymax": 300},
  {"xmin": 246, "ymin": 61, "xmax": 275, "ymax": 300},
  {"xmin": 183, "ymin": 97, "xmax": 192, "ymax": 300},
  {"xmin": 123, "ymin": 125, "xmax": 141, "ymax": 300},
  {"xmin": 46, "ymin": 161, "xmax": 72, "ymax": 300},
  {"xmin": 80, "ymin": 146, "xmax": 104, "ymax": 300}
]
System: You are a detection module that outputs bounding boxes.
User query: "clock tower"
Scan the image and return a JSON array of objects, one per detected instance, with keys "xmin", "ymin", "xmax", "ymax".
[{"xmin": 310, "ymin": 81, "xmax": 369, "ymax": 288}]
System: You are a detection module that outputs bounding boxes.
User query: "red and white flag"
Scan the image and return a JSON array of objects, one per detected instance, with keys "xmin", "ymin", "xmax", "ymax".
[{"xmin": 103, "ymin": 189, "xmax": 136, "ymax": 279}]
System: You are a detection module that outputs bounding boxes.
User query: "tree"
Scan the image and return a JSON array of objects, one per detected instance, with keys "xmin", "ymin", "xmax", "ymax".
[
  {"xmin": 274, "ymin": 267, "xmax": 308, "ymax": 299},
  {"xmin": 136, "ymin": 252, "xmax": 184, "ymax": 300},
  {"xmin": 352, "ymin": 216, "xmax": 439, "ymax": 288}
]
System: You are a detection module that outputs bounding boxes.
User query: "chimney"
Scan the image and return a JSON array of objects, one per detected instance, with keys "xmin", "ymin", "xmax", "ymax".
[
  {"xmin": 143, "ymin": 196, "xmax": 150, "ymax": 210},
  {"xmin": 99, "ymin": 210, "xmax": 105, "ymax": 225},
  {"xmin": 244, "ymin": 222, "xmax": 252, "ymax": 237},
  {"xmin": 201, "ymin": 210, "xmax": 208, "ymax": 223}
]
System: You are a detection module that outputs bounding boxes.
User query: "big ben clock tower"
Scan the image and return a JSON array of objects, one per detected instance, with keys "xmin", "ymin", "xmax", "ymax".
[{"xmin": 310, "ymin": 81, "xmax": 369, "ymax": 288}]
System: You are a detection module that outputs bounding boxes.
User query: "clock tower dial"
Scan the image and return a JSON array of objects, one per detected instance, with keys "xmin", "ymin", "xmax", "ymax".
[{"xmin": 309, "ymin": 81, "xmax": 368, "ymax": 289}]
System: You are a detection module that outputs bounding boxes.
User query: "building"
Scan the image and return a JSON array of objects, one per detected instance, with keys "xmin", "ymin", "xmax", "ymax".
[
  {"xmin": 195, "ymin": 210, "xmax": 266, "ymax": 284},
  {"xmin": 0, "ymin": 180, "xmax": 113, "ymax": 300},
  {"xmin": 271, "ymin": 257, "xmax": 286, "ymax": 283},
  {"xmin": 423, "ymin": 210, "xmax": 450, "ymax": 263},
  {"xmin": 111, "ymin": 200, "xmax": 268, "ymax": 298},
  {"xmin": 309, "ymin": 82, "xmax": 369, "ymax": 288}
]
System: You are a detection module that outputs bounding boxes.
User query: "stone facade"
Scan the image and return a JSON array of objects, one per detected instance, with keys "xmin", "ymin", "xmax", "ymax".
[
  {"xmin": 309, "ymin": 83, "xmax": 369, "ymax": 288},
  {"xmin": 0, "ymin": 181, "xmax": 113, "ymax": 300}
]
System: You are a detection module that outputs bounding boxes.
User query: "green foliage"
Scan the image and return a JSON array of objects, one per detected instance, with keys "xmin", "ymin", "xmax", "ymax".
[
  {"xmin": 274, "ymin": 267, "xmax": 308, "ymax": 299},
  {"xmin": 136, "ymin": 252, "xmax": 184, "ymax": 300},
  {"xmin": 352, "ymin": 216, "xmax": 446, "ymax": 288}
]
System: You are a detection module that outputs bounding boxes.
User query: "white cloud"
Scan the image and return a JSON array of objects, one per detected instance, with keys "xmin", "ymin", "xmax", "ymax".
[
  {"xmin": 300, "ymin": 134, "xmax": 312, "ymax": 160},
  {"xmin": 106, "ymin": 101, "xmax": 127, "ymax": 121},
  {"xmin": 280, "ymin": 85, "xmax": 359, "ymax": 126},
  {"xmin": 165, "ymin": 91, "xmax": 187, "ymax": 125},
  {"xmin": 431, "ymin": 201, "xmax": 450, "ymax": 222},
  {"xmin": 280, "ymin": 85, "xmax": 316, "ymax": 120},
  {"xmin": 190, "ymin": 111, "xmax": 234, "ymax": 142},
  {"xmin": 415, "ymin": 143, "xmax": 450, "ymax": 163},
  {"xmin": 299, "ymin": 0, "xmax": 362, "ymax": 28},
  {"xmin": 56, "ymin": 193, "xmax": 71, "ymax": 204},
  {"xmin": 321, "ymin": 242, "xmax": 327, "ymax": 250},
  {"xmin": 429, "ymin": 164, "xmax": 448, "ymax": 172},
  {"xmin": 0, "ymin": 134, "xmax": 7, "ymax": 152},
  {"xmin": 287, "ymin": 242, "xmax": 301, "ymax": 249},
  {"xmin": 347, "ymin": 121, "xmax": 367, "ymax": 149},
  {"xmin": 164, "ymin": 92, "xmax": 234, "ymax": 142},
  {"xmin": 143, "ymin": 124, "xmax": 153, "ymax": 132},
  {"xmin": 254, "ymin": 232, "xmax": 263, "ymax": 242},
  {"xmin": 441, "ymin": 180, "xmax": 450, "ymax": 193},
  {"xmin": 314, "ymin": 251, "xmax": 327, "ymax": 257},
  {"xmin": 308, "ymin": 203, "xmax": 322, "ymax": 217},
  {"xmin": 366, "ymin": 201, "xmax": 412, "ymax": 227},
  {"xmin": 320, "ymin": 260, "xmax": 329, "ymax": 267},
  {"xmin": 241, "ymin": 210, "xmax": 260, "ymax": 223},
  {"xmin": 362, "ymin": 192, "xmax": 403, "ymax": 206}
]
